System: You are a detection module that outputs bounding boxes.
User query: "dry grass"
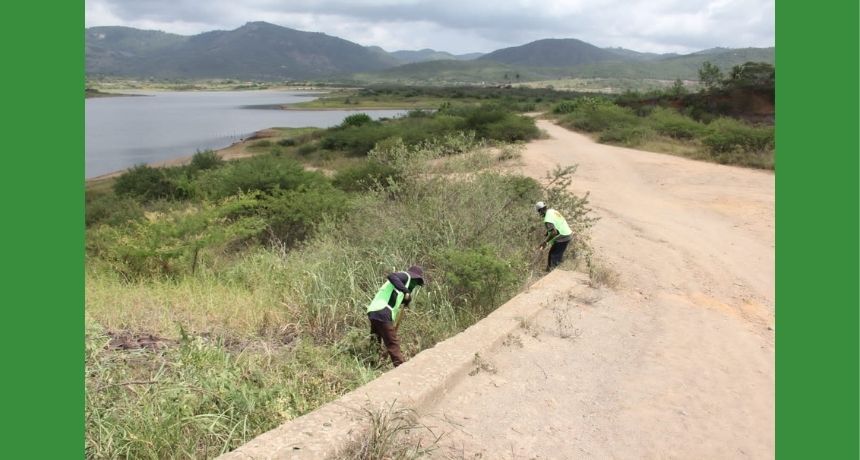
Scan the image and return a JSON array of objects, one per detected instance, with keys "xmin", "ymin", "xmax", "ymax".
[{"xmin": 343, "ymin": 402, "xmax": 440, "ymax": 460}]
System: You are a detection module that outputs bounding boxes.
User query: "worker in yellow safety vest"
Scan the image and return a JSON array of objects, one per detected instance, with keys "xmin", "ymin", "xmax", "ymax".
[
  {"xmin": 366, "ymin": 265, "xmax": 425, "ymax": 367},
  {"xmin": 535, "ymin": 201, "xmax": 573, "ymax": 271}
]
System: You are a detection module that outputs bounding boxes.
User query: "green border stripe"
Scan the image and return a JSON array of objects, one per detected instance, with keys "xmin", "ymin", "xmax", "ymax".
[
  {"xmin": 1, "ymin": 1, "xmax": 84, "ymax": 458},
  {"xmin": 776, "ymin": 1, "xmax": 859, "ymax": 458}
]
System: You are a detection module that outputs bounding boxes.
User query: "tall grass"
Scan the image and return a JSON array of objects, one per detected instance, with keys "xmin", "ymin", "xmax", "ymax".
[{"xmin": 86, "ymin": 136, "xmax": 593, "ymax": 458}]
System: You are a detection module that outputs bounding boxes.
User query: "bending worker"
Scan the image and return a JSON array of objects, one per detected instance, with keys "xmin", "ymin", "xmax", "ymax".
[
  {"xmin": 536, "ymin": 201, "xmax": 574, "ymax": 271},
  {"xmin": 367, "ymin": 265, "xmax": 425, "ymax": 367}
]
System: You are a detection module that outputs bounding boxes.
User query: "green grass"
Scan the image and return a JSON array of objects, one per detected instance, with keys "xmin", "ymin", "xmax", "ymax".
[{"xmin": 85, "ymin": 113, "xmax": 594, "ymax": 457}]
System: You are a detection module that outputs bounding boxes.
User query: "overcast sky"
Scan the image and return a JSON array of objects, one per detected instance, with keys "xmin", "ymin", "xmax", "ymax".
[{"xmin": 85, "ymin": 0, "xmax": 774, "ymax": 55}]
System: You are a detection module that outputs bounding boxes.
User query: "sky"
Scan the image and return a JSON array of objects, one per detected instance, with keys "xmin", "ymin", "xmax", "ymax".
[{"xmin": 85, "ymin": 0, "xmax": 774, "ymax": 55}]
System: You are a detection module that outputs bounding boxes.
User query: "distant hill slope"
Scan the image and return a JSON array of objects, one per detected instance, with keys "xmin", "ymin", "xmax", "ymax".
[
  {"xmin": 390, "ymin": 49, "xmax": 483, "ymax": 64},
  {"xmin": 86, "ymin": 22, "xmax": 399, "ymax": 80},
  {"xmin": 478, "ymin": 38, "xmax": 620, "ymax": 67},
  {"xmin": 86, "ymin": 23, "xmax": 773, "ymax": 84},
  {"xmin": 355, "ymin": 47, "xmax": 774, "ymax": 84},
  {"xmin": 351, "ymin": 59, "xmax": 564, "ymax": 84},
  {"xmin": 568, "ymin": 47, "xmax": 775, "ymax": 79}
]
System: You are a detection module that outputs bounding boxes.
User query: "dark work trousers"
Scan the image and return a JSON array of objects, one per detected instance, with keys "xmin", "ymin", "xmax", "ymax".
[
  {"xmin": 547, "ymin": 239, "xmax": 570, "ymax": 271},
  {"xmin": 369, "ymin": 319, "xmax": 405, "ymax": 367}
]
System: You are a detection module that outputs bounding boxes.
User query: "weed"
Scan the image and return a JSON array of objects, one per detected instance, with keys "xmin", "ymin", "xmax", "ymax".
[
  {"xmin": 553, "ymin": 306, "xmax": 575, "ymax": 339},
  {"xmin": 587, "ymin": 259, "xmax": 620, "ymax": 288},
  {"xmin": 502, "ymin": 333, "xmax": 523, "ymax": 348},
  {"xmin": 343, "ymin": 402, "xmax": 440, "ymax": 460},
  {"xmin": 468, "ymin": 353, "xmax": 498, "ymax": 376},
  {"xmin": 518, "ymin": 318, "xmax": 541, "ymax": 339}
]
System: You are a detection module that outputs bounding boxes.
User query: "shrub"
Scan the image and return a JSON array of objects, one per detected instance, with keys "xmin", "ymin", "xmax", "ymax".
[
  {"xmin": 259, "ymin": 185, "xmax": 351, "ymax": 246},
  {"xmin": 341, "ymin": 113, "xmax": 373, "ymax": 128},
  {"xmin": 598, "ymin": 125, "xmax": 654, "ymax": 146},
  {"xmin": 85, "ymin": 192, "xmax": 145, "ymax": 227},
  {"xmin": 296, "ymin": 143, "xmax": 318, "ymax": 156},
  {"xmin": 189, "ymin": 150, "xmax": 223, "ymax": 172},
  {"xmin": 552, "ymin": 100, "xmax": 578, "ymax": 114},
  {"xmin": 562, "ymin": 103, "xmax": 640, "ymax": 133},
  {"xmin": 437, "ymin": 245, "xmax": 518, "ymax": 312},
  {"xmin": 702, "ymin": 117, "xmax": 774, "ymax": 153},
  {"xmin": 647, "ymin": 107, "xmax": 705, "ymax": 140},
  {"xmin": 194, "ymin": 155, "xmax": 327, "ymax": 200},
  {"xmin": 87, "ymin": 197, "xmax": 266, "ymax": 279},
  {"xmin": 277, "ymin": 138, "xmax": 297, "ymax": 147},
  {"xmin": 320, "ymin": 124, "xmax": 393, "ymax": 156},
  {"xmin": 332, "ymin": 160, "xmax": 402, "ymax": 192},
  {"xmin": 250, "ymin": 140, "xmax": 272, "ymax": 149},
  {"xmin": 113, "ymin": 164, "xmax": 185, "ymax": 201},
  {"xmin": 483, "ymin": 114, "xmax": 541, "ymax": 142}
]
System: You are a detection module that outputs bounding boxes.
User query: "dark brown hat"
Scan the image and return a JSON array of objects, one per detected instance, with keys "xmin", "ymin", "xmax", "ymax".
[{"xmin": 406, "ymin": 265, "xmax": 424, "ymax": 281}]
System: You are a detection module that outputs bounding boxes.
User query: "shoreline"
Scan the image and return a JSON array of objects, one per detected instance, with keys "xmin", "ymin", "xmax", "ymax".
[{"xmin": 86, "ymin": 128, "xmax": 279, "ymax": 183}]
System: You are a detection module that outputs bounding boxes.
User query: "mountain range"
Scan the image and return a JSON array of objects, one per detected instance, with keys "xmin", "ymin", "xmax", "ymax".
[{"xmin": 86, "ymin": 21, "xmax": 774, "ymax": 82}]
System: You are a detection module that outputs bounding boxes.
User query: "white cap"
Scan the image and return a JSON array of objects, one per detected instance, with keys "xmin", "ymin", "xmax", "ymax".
[{"xmin": 535, "ymin": 201, "xmax": 546, "ymax": 211}]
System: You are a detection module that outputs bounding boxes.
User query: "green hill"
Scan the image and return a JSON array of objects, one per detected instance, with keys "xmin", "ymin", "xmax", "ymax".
[
  {"xmin": 390, "ymin": 49, "xmax": 483, "ymax": 64},
  {"xmin": 478, "ymin": 38, "xmax": 619, "ymax": 67},
  {"xmin": 353, "ymin": 47, "xmax": 774, "ymax": 84},
  {"xmin": 86, "ymin": 22, "xmax": 399, "ymax": 80}
]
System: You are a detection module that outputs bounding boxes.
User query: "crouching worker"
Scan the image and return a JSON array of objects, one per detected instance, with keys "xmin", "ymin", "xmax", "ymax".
[
  {"xmin": 536, "ymin": 201, "xmax": 574, "ymax": 271},
  {"xmin": 367, "ymin": 265, "xmax": 425, "ymax": 367}
]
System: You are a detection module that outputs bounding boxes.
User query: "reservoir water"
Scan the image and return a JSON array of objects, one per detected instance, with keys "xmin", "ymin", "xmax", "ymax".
[{"xmin": 85, "ymin": 90, "xmax": 406, "ymax": 178}]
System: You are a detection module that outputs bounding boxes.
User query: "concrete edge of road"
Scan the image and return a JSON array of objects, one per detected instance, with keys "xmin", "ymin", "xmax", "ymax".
[{"xmin": 219, "ymin": 269, "xmax": 591, "ymax": 460}]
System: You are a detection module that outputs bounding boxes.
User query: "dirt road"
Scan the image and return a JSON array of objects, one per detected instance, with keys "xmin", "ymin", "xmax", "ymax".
[{"xmin": 419, "ymin": 121, "xmax": 775, "ymax": 459}]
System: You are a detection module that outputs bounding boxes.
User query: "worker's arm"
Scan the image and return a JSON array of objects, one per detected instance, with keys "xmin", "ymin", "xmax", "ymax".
[
  {"xmin": 387, "ymin": 272, "xmax": 413, "ymax": 303},
  {"xmin": 539, "ymin": 223, "xmax": 559, "ymax": 249}
]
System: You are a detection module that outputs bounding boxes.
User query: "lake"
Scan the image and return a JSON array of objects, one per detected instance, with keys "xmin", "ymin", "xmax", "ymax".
[{"xmin": 85, "ymin": 90, "xmax": 406, "ymax": 178}]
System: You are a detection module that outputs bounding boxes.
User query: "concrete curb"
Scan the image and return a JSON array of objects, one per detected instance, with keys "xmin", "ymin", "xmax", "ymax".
[{"xmin": 219, "ymin": 270, "xmax": 589, "ymax": 459}]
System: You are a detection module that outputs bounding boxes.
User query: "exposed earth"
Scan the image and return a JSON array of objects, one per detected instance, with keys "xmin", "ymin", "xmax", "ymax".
[{"xmin": 417, "ymin": 120, "xmax": 775, "ymax": 459}]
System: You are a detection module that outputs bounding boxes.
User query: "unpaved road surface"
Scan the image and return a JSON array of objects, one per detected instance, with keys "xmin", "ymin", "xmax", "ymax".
[{"xmin": 419, "ymin": 121, "xmax": 774, "ymax": 459}]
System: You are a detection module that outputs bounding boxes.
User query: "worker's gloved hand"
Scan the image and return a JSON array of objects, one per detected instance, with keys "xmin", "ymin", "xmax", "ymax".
[
  {"xmin": 403, "ymin": 292, "xmax": 411, "ymax": 304},
  {"xmin": 538, "ymin": 243, "xmax": 546, "ymax": 250}
]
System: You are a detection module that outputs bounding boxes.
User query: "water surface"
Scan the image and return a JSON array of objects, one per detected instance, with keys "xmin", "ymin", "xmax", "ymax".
[{"xmin": 86, "ymin": 90, "xmax": 405, "ymax": 178}]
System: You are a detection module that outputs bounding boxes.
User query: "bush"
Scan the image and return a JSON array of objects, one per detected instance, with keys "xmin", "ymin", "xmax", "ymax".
[
  {"xmin": 332, "ymin": 160, "xmax": 402, "ymax": 192},
  {"xmin": 552, "ymin": 100, "xmax": 578, "ymax": 114},
  {"xmin": 277, "ymin": 138, "xmax": 297, "ymax": 147},
  {"xmin": 296, "ymin": 143, "xmax": 318, "ymax": 156},
  {"xmin": 259, "ymin": 185, "xmax": 351, "ymax": 246},
  {"xmin": 194, "ymin": 155, "xmax": 327, "ymax": 200},
  {"xmin": 598, "ymin": 125, "xmax": 654, "ymax": 146},
  {"xmin": 87, "ymin": 197, "xmax": 266, "ymax": 279},
  {"xmin": 85, "ymin": 192, "xmax": 145, "ymax": 227},
  {"xmin": 189, "ymin": 150, "xmax": 223, "ymax": 172},
  {"xmin": 341, "ymin": 113, "xmax": 373, "ymax": 128},
  {"xmin": 320, "ymin": 124, "xmax": 393, "ymax": 156},
  {"xmin": 438, "ymin": 245, "xmax": 518, "ymax": 312},
  {"xmin": 563, "ymin": 103, "xmax": 640, "ymax": 133},
  {"xmin": 702, "ymin": 117, "xmax": 774, "ymax": 153},
  {"xmin": 113, "ymin": 164, "xmax": 185, "ymax": 201},
  {"xmin": 647, "ymin": 107, "xmax": 705, "ymax": 140},
  {"xmin": 483, "ymin": 114, "xmax": 541, "ymax": 142}
]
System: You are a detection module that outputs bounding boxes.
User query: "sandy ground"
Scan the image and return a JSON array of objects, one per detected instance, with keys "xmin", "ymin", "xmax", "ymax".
[{"xmin": 417, "ymin": 120, "xmax": 775, "ymax": 459}]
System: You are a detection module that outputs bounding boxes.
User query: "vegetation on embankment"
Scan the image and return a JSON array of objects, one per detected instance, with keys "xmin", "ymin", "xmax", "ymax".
[
  {"xmin": 284, "ymin": 85, "xmax": 584, "ymax": 111},
  {"xmin": 547, "ymin": 62, "xmax": 775, "ymax": 169},
  {"xmin": 85, "ymin": 104, "xmax": 594, "ymax": 458}
]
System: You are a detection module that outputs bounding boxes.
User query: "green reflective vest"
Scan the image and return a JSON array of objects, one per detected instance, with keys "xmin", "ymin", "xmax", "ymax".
[
  {"xmin": 367, "ymin": 272, "xmax": 413, "ymax": 322},
  {"xmin": 544, "ymin": 208, "xmax": 573, "ymax": 240}
]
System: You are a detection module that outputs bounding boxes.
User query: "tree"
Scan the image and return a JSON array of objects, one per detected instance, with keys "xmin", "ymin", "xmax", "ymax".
[
  {"xmin": 726, "ymin": 62, "xmax": 775, "ymax": 89},
  {"xmin": 698, "ymin": 61, "xmax": 724, "ymax": 90},
  {"xmin": 670, "ymin": 78, "xmax": 687, "ymax": 96}
]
